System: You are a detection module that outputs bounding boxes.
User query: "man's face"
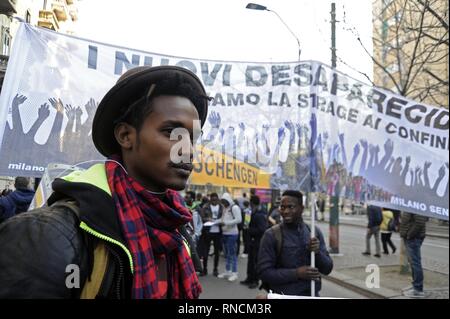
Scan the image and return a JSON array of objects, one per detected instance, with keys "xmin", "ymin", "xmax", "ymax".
[
  {"xmin": 210, "ymin": 195, "xmax": 219, "ymax": 206},
  {"xmin": 221, "ymin": 199, "xmax": 230, "ymax": 208},
  {"xmin": 279, "ymin": 195, "xmax": 303, "ymax": 225},
  {"xmin": 184, "ymin": 193, "xmax": 194, "ymax": 205},
  {"xmin": 121, "ymin": 95, "xmax": 199, "ymax": 192}
]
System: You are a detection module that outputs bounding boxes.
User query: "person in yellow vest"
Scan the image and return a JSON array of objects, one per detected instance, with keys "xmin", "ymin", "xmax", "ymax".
[
  {"xmin": 380, "ymin": 208, "xmax": 397, "ymax": 255},
  {"xmin": 0, "ymin": 66, "xmax": 208, "ymax": 299}
]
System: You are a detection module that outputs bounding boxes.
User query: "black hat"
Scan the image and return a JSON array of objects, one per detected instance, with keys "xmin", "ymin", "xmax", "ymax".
[{"xmin": 92, "ymin": 65, "xmax": 209, "ymax": 157}]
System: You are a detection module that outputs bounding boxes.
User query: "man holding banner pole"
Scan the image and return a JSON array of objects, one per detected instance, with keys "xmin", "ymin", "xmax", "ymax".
[{"xmin": 257, "ymin": 190, "xmax": 333, "ymax": 297}]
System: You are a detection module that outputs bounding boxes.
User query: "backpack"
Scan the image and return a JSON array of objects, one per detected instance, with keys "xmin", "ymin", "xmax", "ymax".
[
  {"xmin": 387, "ymin": 217, "xmax": 397, "ymax": 232},
  {"xmin": 259, "ymin": 223, "xmax": 312, "ymax": 292},
  {"xmin": 52, "ymin": 199, "xmax": 202, "ymax": 298},
  {"xmin": 50, "ymin": 199, "xmax": 109, "ymax": 299}
]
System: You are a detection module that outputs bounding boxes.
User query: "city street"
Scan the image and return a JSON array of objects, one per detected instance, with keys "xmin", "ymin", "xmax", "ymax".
[
  {"xmin": 0, "ymin": 0, "xmax": 448, "ymax": 302},
  {"xmin": 316, "ymin": 220, "xmax": 449, "ymax": 274},
  {"xmin": 198, "ymin": 218, "xmax": 449, "ymax": 299},
  {"xmin": 199, "ymin": 254, "xmax": 367, "ymax": 299}
]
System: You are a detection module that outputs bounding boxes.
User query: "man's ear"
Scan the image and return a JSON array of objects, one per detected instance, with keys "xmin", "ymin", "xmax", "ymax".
[{"xmin": 114, "ymin": 122, "xmax": 136, "ymax": 151}]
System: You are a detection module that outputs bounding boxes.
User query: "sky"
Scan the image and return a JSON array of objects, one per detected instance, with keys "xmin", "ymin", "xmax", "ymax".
[{"xmin": 76, "ymin": 0, "xmax": 374, "ymax": 83}]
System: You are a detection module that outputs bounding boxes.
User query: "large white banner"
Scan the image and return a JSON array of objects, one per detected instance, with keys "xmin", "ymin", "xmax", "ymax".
[{"xmin": 0, "ymin": 24, "xmax": 448, "ymax": 219}]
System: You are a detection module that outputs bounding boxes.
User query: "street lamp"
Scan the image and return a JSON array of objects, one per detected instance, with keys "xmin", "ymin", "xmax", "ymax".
[{"xmin": 246, "ymin": 3, "xmax": 302, "ymax": 61}]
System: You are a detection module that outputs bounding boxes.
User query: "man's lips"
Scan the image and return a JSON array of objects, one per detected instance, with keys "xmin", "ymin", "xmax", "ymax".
[{"xmin": 170, "ymin": 163, "xmax": 194, "ymax": 173}]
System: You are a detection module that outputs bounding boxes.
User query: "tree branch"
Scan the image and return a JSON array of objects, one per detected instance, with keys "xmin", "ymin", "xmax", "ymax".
[{"xmin": 417, "ymin": 0, "xmax": 449, "ymax": 30}]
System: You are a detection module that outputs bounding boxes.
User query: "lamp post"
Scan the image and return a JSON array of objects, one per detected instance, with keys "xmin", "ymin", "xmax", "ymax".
[
  {"xmin": 245, "ymin": 3, "xmax": 302, "ymax": 61},
  {"xmin": 246, "ymin": 3, "xmax": 311, "ymax": 296}
]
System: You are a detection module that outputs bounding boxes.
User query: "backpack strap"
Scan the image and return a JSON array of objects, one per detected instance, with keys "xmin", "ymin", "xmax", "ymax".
[
  {"xmin": 259, "ymin": 224, "xmax": 283, "ymax": 291},
  {"xmin": 79, "ymin": 242, "xmax": 109, "ymax": 299},
  {"xmin": 50, "ymin": 199, "xmax": 109, "ymax": 299},
  {"xmin": 271, "ymin": 224, "xmax": 283, "ymax": 262}
]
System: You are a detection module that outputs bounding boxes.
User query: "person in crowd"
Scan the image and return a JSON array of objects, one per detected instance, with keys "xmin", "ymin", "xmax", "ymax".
[
  {"xmin": 199, "ymin": 192, "xmax": 223, "ymax": 277},
  {"xmin": 240, "ymin": 200, "xmax": 252, "ymax": 258},
  {"xmin": 268, "ymin": 197, "xmax": 282, "ymax": 226},
  {"xmin": 316, "ymin": 195, "xmax": 326, "ymax": 222},
  {"xmin": 0, "ymin": 177, "xmax": 35, "ymax": 223},
  {"xmin": 194, "ymin": 192, "xmax": 203, "ymax": 209},
  {"xmin": 1, "ymin": 185, "xmax": 12, "ymax": 197},
  {"xmin": 257, "ymin": 190, "xmax": 333, "ymax": 296},
  {"xmin": 380, "ymin": 207, "xmax": 397, "ymax": 255},
  {"xmin": 217, "ymin": 193, "xmax": 242, "ymax": 282},
  {"xmin": 184, "ymin": 191, "xmax": 203, "ymax": 244},
  {"xmin": 0, "ymin": 65, "xmax": 207, "ymax": 298},
  {"xmin": 400, "ymin": 212, "xmax": 428, "ymax": 298},
  {"xmin": 236, "ymin": 192, "xmax": 248, "ymax": 210},
  {"xmin": 240, "ymin": 195, "xmax": 268, "ymax": 289},
  {"xmin": 362, "ymin": 205, "xmax": 382, "ymax": 258}
]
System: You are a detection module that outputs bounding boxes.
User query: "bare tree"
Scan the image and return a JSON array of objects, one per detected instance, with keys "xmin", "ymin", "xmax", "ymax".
[{"xmin": 345, "ymin": 0, "xmax": 449, "ymax": 107}]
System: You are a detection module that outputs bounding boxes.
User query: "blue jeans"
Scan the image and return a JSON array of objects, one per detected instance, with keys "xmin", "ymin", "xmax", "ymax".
[
  {"xmin": 223, "ymin": 234, "xmax": 238, "ymax": 273},
  {"xmin": 405, "ymin": 238, "xmax": 424, "ymax": 292}
]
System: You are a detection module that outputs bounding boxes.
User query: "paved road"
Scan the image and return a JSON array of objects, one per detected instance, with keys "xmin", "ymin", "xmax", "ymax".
[
  {"xmin": 198, "ymin": 254, "xmax": 367, "ymax": 299},
  {"xmin": 315, "ymin": 221, "xmax": 449, "ymax": 273},
  {"xmin": 197, "ymin": 220, "xmax": 448, "ymax": 299}
]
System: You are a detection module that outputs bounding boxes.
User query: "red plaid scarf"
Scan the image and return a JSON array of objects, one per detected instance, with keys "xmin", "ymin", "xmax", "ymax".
[{"xmin": 105, "ymin": 157, "xmax": 202, "ymax": 299}]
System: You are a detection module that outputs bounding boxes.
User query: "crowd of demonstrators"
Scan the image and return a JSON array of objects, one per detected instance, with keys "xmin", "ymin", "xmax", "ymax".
[
  {"xmin": 0, "ymin": 177, "xmax": 35, "ymax": 223},
  {"xmin": 257, "ymin": 190, "xmax": 333, "ymax": 297},
  {"xmin": 186, "ymin": 186, "xmax": 435, "ymax": 299},
  {"xmin": 0, "ymin": 66, "xmax": 206, "ymax": 299},
  {"xmin": 400, "ymin": 212, "xmax": 428, "ymax": 298}
]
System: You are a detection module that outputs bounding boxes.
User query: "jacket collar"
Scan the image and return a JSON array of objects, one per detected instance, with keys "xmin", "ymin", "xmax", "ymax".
[{"xmin": 47, "ymin": 164, "xmax": 125, "ymax": 245}]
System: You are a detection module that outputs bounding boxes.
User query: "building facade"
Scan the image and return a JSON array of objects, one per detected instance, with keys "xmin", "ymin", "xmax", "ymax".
[
  {"xmin": 372, "ymin": 0, "xmax": 449, "ymax": 108},
  {"xmin": 1, "ymin": 0, "xmax": 79, "ymax": 88}
]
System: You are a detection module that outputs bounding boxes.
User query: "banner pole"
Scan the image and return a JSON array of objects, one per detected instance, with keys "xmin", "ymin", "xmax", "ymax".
[{"xmin": 311, "ymin": 192, "xmax": 316, "ymax": 297}]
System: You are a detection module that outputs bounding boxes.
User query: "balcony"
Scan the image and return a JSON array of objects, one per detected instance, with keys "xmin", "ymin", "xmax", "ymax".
[
  {"xmin": 38, "ymin": 10, "xmax": 59, "ymax": 31},
  {"xmin": 0, "ymin": 0, "xmax": 17, "ymax": 15},
  {"xmin": 52, "ymin": 1, "xmax": 69, "ymax": 21}
]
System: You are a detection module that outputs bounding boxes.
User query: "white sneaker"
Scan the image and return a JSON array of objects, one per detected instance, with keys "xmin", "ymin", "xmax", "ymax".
[
  {"xmin": 240, "ymin": 253, "xmax": 248, "ymax": 258},
  {"xmin": 228, "ymin": 273, "xmax": 239, "ymax": 282},
  {"xmin": 217, "ymin": 271, "xmax": 231, "ymax": 279},
  {"xmin": 403, "ymin": 288, "xmax": 426, "ymax": 298}
]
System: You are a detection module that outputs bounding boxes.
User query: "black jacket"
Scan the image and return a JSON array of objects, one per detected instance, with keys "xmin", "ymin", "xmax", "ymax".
[
  {"xmin": 248, "ymin": 208, "xmax": 268, "ymax": 241},
  {"xmin": 0, "ymin": 177, "xmax": 199, "ymax": 299},
  {"xmin": 257, "ymin": 222, "xmax": 333, "ymax": 296},
  {"xmin": 0, "ymin": 178, "xmax": 133, "ymax": 298},
  {"xmin": 399, "ymin": 212, "xmax": 428, "ymax": 240}
]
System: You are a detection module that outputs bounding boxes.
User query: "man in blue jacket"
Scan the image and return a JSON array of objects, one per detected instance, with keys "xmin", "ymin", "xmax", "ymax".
[
  {"xmin": 0, "ymin": 177, "xmax": 35, "ymax": 223},
  {"xmin": 257, "ymin": 190, "xmax": 333, "ymax": 297},
  {"xmin": 362, "ymin": 205, "xmax": 382, "ymax": 258}
]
